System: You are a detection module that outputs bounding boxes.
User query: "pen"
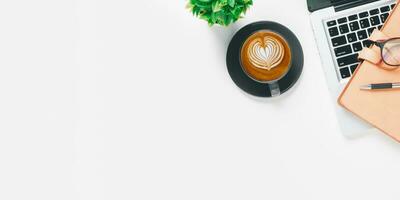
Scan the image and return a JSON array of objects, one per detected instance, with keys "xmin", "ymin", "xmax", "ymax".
[{"xmin": 360, "ymin": 82, "xmax": 400, "ymax": 90}]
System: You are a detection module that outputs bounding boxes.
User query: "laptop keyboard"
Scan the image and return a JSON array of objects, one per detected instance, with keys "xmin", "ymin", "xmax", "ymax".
[{"xmin": 325, "ymin": 3, "xmax": 396, "ymax": 81}]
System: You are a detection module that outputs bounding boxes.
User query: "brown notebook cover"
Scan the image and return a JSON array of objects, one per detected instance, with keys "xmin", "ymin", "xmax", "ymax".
[{"xmin": 338, "ymin": 2, "xmax": 400, "ymax": 142}]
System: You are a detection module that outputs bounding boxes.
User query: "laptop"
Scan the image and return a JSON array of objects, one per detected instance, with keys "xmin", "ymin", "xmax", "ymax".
[{"xmin": 308, "ymin": 0, "xmax": 397, "ymax": 137}]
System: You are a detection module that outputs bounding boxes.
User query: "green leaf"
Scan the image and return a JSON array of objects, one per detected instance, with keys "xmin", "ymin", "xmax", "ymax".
[
  {"xmin": 228, "ymin": 0, "xmax": 235, "ymax": 7},
  {"xmin": 187, "ymin": 0, "xmax": 252, "ymax": 26}
]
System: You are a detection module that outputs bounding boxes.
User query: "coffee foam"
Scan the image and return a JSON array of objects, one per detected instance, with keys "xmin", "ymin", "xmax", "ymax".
[
  {"xmin": 240, "ymin": 31, "xmax": 292, "ymax": 82},
  {"xmin": 247, "ymin": 36, "xmax": 284, "ymax": 71}
]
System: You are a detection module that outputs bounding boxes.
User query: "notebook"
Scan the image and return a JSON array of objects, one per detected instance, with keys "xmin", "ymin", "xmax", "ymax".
[{"xmin": 338, "ymin": 1, "xmax": 400, "ymax": 142}]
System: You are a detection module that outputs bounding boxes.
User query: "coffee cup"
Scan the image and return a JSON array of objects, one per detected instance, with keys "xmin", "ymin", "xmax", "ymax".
[{"xmin": 240, "ymin": 30, "xmax": 292, "ymax": 97}]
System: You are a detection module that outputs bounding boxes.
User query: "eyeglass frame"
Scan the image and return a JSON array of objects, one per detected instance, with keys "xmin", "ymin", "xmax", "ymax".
[{"xmin": 368, "ymin": 37, "xmax": 400, "ymax": 67}]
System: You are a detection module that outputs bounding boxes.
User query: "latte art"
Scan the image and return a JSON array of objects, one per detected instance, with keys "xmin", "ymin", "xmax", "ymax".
[
  {"xmin": 240, "ymin": 31, "xmax": 291, "ymax": 82},
  {"xmin": 247, "ymin": 36, "xmax": 285, "ymax": 70}
]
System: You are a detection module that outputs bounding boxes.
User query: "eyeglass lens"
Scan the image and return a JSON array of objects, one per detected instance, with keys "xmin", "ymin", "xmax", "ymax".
[{"xmin": 382, "ymin": 38, "xmax": 400, "ymax": 66}]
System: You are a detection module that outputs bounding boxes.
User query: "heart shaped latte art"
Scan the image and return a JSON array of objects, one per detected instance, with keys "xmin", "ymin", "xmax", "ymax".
[{"xmin": 247, "ymin": 36, "xmax": 285, "ymax": 70}]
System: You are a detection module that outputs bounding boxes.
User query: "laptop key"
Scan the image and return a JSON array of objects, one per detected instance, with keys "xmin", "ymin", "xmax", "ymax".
[
  {"xmin": 360, "ymin": 19, "xmax": 370, "ymax": 28},
  {"xmin": 370, "ymin": 16, "xmax": 380, "ymax": 26},
  {"xmin": 391, "ymin": 4, "xmax": 396, "ymax": 9},
  {"xmin": 327, "ymin": 20, "xmax": 337, "ymax": 27},
  {"xmin": 378, "ymin": 25, "xmax": 383, "ymax": 30},
  {"xmin": 338, "ymin": 17, "xmax": 347, "ymax": 24},
  {"xmin": 348, "ymin": 14, "xmax": 358, "ymax": 21},
  {"xmin": 328, "ymin": 27, "xmax": 339, "ymax": 37},
  {"xmin": 350, "ymin": 64, "xmax": 359, "ymax": 74},
  {"xmin": 380, "ymin": 6, "xmax": 390, "ymax": 13},
  {"xmin": 340, "ymin": 67, "xmax": 351, "ymax": 79},
  {"xmin": 352, "ymin": 42, "xmax": 363, "ymax": 52},
  {"xmin": 349, "ymin": 21, "xmax": 360, "ymax": 31},
  {"xmin": 367, "ymin": 27, "xmax": 375, "ymax": 36},
  {"xmin": 359, "ymin": 11, "xmax": 369, "ymax": 18},
  {"xmin": 369, "ymin": 9, "xmax": 379, "ymax": 15},
  {"xmin": 339, "ymin": 24, "xmax": 349, "ymax": 34},
  {"xmin": 337, "ymin": 54, "xmax": 358, "ymax": 67},
  {"xmin": 381, "ymin": 13, "xmax": 389, "ymax": 23},
  {"xmin": 332, "ymin": 36, "xmax": 347, "ymax": 47},
  {"xmin": 357, "ymin": 30, "xmax": 368, "ymax": 40},
  {"xmin": 334, "ymin": 45, "xmax": 352, "ymax": 57},
  {"xmin": 347, "ymin": 33, "xmax": 357, "ymax": 43}
]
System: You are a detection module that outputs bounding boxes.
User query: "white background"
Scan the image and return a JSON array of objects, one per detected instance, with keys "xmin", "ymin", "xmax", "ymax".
[{"xmin": 0, "ymin": 0, "xmax": 400, "ymax": 199}]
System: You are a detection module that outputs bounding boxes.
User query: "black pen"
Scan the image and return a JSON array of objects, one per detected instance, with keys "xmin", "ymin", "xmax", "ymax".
[{"xmin": 360, "ymin": 82, "xmax": 400, "ymax": 90}]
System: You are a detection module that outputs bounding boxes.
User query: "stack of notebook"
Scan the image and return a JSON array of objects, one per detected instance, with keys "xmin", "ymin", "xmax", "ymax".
[{"xmin": 338, "ymin": 2, "xmax": 400, "ymax": 142}]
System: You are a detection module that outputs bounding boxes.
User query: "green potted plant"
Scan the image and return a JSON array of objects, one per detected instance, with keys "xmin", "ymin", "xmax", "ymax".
[{"xmin": 187, "ymin": 0, "xmax": 253, "ymax": 26}]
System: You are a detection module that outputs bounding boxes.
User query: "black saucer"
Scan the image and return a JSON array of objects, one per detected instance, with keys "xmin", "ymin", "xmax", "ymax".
[{"xmin": 226, "ymin": 21, "xmax": 304, "ymax": 97}]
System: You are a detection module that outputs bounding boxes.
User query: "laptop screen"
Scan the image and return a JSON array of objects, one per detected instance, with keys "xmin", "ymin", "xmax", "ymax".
[
  {"xmin": 331, "ymin": 0, "xmax": 356, "ymax": 3},
  {"xmin": 308, "ymin": 0, "xmax": 333, "ymax": 12},
  {"xmin": 308, "ymin": 0, "xmax": 378, "ymax": 12},
  {"xmin": 331, "ymin": 0, "xmax": 360, "ymax": 5}
]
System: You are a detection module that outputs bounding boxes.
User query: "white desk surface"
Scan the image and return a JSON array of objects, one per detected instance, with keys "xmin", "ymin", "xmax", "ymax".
[{"xmin": 0, "ymin": 0, "xmax": 399, "ymax": 199}]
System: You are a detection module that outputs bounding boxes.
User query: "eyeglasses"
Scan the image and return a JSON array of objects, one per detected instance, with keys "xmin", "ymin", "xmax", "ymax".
[{"xmin": 369, "ymin": 38, "xmax": 400, "ymax": 66}]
